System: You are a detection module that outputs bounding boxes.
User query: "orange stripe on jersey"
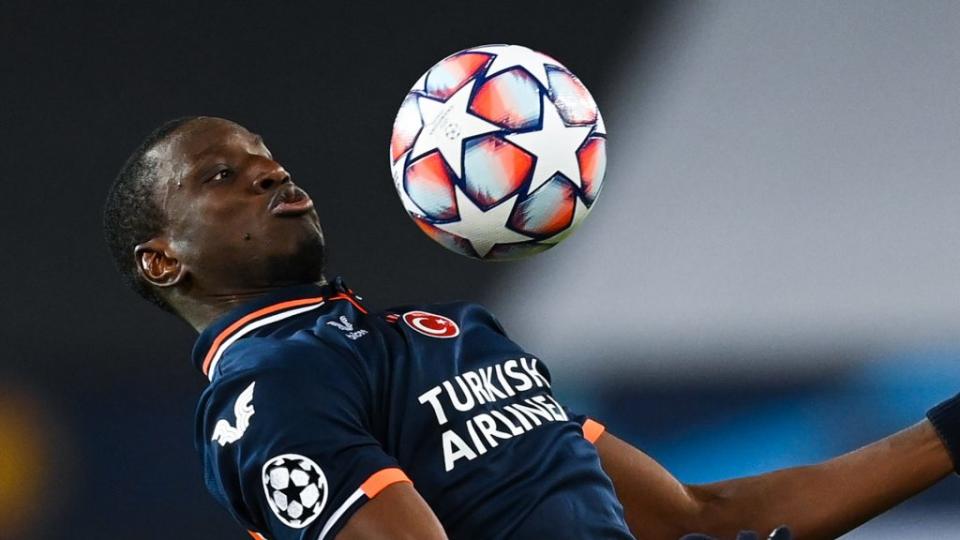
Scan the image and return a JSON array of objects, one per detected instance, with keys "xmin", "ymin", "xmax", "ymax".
[
  {"xmin": 360, "ymin": 468, "xmax": 411, "ymax": 498},
  {"xmin": 582, "ymin": 419, "xmax": 605, "ymax": 443},
  {"xmin": 201, "ymin": 296, "xmax": 326, "ymax": 376},
  {"xmin": 328, "ymin": 293, "xmax": 368, "ymax": 314},
  {"xmin": 247, "ymin": 531, "xmax": 267, "ymax": 540}
]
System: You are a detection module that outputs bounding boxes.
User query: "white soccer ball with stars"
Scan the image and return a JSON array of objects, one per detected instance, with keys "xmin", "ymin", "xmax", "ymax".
[
  {"xmin": 389, "ymin": 44, "xmax": 607, "ymax": 260},
  {"xmin": 262, "ymin": 454, "xmax": 328, "ymax": 529}
]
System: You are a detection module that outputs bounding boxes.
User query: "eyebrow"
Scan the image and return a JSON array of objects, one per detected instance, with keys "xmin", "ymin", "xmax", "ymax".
[
  {"xmin": 184, "ymin": 132, "xmax": 271, "ymax": 172},
  {"xmin": 251, "ymin": 132, "xmax": 273, "ymax": 159}
]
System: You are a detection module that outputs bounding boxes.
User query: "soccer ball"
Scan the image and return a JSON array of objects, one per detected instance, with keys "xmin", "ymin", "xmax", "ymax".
[
  {"xmin": 389, "ymin": 44, "xmax": 607, "ymax": 260},
  {"xmin": 262, "ymin": 454, "xmax": 328, "ymax": 529}
]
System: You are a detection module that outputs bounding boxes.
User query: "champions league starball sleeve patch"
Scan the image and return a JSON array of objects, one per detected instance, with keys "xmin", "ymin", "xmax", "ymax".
[{"xmin": 262, "ymin": 454, "xmax": 328, "ymax": 529}]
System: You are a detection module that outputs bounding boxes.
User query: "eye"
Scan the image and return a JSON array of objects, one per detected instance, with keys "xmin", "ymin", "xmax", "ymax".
[{"xmin": 208, "ymin": 168, "xmax": 233, "ymax": 183}]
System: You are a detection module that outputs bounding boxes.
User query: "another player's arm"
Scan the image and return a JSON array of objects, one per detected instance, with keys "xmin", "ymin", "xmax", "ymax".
[
  {"xmin": 595, "ymin": 419, "xmax": 953, "ymax": 539},
  {"xmin": 337, "ymin": 482, "xmax": 447, "ymax": 540}
]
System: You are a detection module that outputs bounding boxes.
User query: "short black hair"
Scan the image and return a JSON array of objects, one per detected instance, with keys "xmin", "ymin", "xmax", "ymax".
[{"xmin": 103, "ymin": 116, "xmax": 200, "ymax": 313}]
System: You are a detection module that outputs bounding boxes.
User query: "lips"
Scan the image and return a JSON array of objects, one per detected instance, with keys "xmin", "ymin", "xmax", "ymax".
[{"xmin": 269, "ymin": 185, "xmax": 314, "ymax": 216}]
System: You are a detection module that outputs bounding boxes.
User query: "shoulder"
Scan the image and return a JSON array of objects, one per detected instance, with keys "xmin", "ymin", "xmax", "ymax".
[
  {"xmin": 213, "ymin": 331, "xmax": 366, "ymax": 382},
  {"xmin": 201, "ymin": 337, "xmax": 371, "ymax": 422},
  {"xmin": 379, "ymin": 301, "xmax": 508, "ymax": 336}
]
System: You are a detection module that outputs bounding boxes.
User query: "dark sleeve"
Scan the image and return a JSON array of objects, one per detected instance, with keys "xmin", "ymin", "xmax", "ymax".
[
  {"xmin": 563, "ymin": 405, "xmax": 607, "ymax": 443},
  {"xmin": 200, "ymin": 342, "xmax": 411, "ymax": 540}
]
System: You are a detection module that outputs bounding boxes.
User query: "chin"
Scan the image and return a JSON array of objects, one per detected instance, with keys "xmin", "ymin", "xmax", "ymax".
[{"xmin": 262, "ymin": 233, "xmax": 326, "ymax": 285}]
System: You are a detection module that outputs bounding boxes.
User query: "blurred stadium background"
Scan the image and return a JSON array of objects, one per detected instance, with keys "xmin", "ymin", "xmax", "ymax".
[{"xmin": 2, "ymin": 1, "xmax": 959, "ymax": 538}]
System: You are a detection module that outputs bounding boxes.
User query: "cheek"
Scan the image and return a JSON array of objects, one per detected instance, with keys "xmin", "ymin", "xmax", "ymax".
[
  {"xmin": 171, "ymin": 200, "xmax": 259, "ymax": 257},
  {"xmin": 169, "ymin": 195, "xmax": 315, "ymax": 268},
  {"xmin": 185, "ymin": 195, "xmax": 258, "ymax": 232}
]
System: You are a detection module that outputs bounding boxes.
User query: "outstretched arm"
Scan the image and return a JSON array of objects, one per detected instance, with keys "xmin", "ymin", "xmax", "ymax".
[{"xmin": 596, "ymin": 419, "xmax": 953, "ymax": 539}]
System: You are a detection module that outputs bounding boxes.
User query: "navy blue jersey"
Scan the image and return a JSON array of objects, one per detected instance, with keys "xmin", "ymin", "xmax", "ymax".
[{"xmin": 193, "ymin": 278, "xmax": 633, "ymax": 540}]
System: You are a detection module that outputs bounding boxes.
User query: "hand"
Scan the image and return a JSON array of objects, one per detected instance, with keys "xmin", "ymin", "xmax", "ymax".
[{"xmin": 680, "ymin": 526, "xmax": 791, "ymax": 540}]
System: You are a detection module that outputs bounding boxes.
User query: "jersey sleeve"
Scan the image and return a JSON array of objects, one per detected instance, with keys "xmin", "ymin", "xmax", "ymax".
[
  {"xmin": 199, "ymin": 341, "xmax": 411, "ymax": 540},
  {"xmin": 558, "ymin": 403, "xmax": 606, "ymax": 443}
]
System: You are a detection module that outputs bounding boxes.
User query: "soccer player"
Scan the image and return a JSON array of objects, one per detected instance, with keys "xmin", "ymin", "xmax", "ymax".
[{"xmin": 103, "ymin": 116, "xmax": 960, "ymax": 540}]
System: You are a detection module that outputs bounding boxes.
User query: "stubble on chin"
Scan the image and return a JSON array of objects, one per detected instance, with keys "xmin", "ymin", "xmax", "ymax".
[{"xmin": 261, "ymin": 234, "xmax": 326, "ymax": 286}]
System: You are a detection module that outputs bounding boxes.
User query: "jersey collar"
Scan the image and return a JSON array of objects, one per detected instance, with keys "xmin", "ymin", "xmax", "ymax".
[{"xmin": 191, "ymin": 277, "xmax": 363, "ymax": 380}]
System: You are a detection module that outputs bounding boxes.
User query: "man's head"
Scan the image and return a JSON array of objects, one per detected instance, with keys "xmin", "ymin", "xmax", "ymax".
[{"xmin": 103, "ymin": 117, "xmax": 325, "ymax": 319}]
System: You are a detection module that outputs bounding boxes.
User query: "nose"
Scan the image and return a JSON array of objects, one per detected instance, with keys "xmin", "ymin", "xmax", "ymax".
[{"xmin": 252, "ymin": 162, "xmax": 291, "ymax": 194}]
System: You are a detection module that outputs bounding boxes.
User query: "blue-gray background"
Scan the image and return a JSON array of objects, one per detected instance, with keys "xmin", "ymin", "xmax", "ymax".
[{"xmin": 2, "ymin": 1, "xmax": 959, "ymax": 538}]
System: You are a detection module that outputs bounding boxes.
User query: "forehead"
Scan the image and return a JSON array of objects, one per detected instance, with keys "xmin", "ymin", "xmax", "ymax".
[
  {"xmin": 143, "ymin": 118, "xmax": 266, "ymax": 200},
  {"xmin": 157, "ymin": 118, "xmax": 262, "ymax": 164}
]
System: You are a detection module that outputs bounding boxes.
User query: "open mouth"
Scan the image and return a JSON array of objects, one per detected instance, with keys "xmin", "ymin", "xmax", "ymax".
[{"xmin": 269, "ymin": 185, "xmax": 314, "ymax": 216}]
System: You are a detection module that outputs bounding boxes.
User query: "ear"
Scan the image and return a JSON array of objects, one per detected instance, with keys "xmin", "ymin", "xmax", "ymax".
[{"xmin": 134, "ymin": 238, "xmax": 186, "ymax": 288}]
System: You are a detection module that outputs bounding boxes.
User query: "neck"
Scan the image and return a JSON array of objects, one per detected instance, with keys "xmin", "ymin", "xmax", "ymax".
[{"xmin": 174, "ymin": 278, "xmax": 327, "ymax": 332}]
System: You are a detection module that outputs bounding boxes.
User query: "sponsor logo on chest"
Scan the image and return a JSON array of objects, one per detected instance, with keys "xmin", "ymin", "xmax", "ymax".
[{"xmin": 417, "ymin": 357, "xmax": 569, "ymax": 472}]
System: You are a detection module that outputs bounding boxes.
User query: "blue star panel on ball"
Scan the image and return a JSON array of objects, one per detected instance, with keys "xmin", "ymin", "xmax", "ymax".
[{"xmin": 389, "ymin": 44, "xmax": 607, "ymax": 260}]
